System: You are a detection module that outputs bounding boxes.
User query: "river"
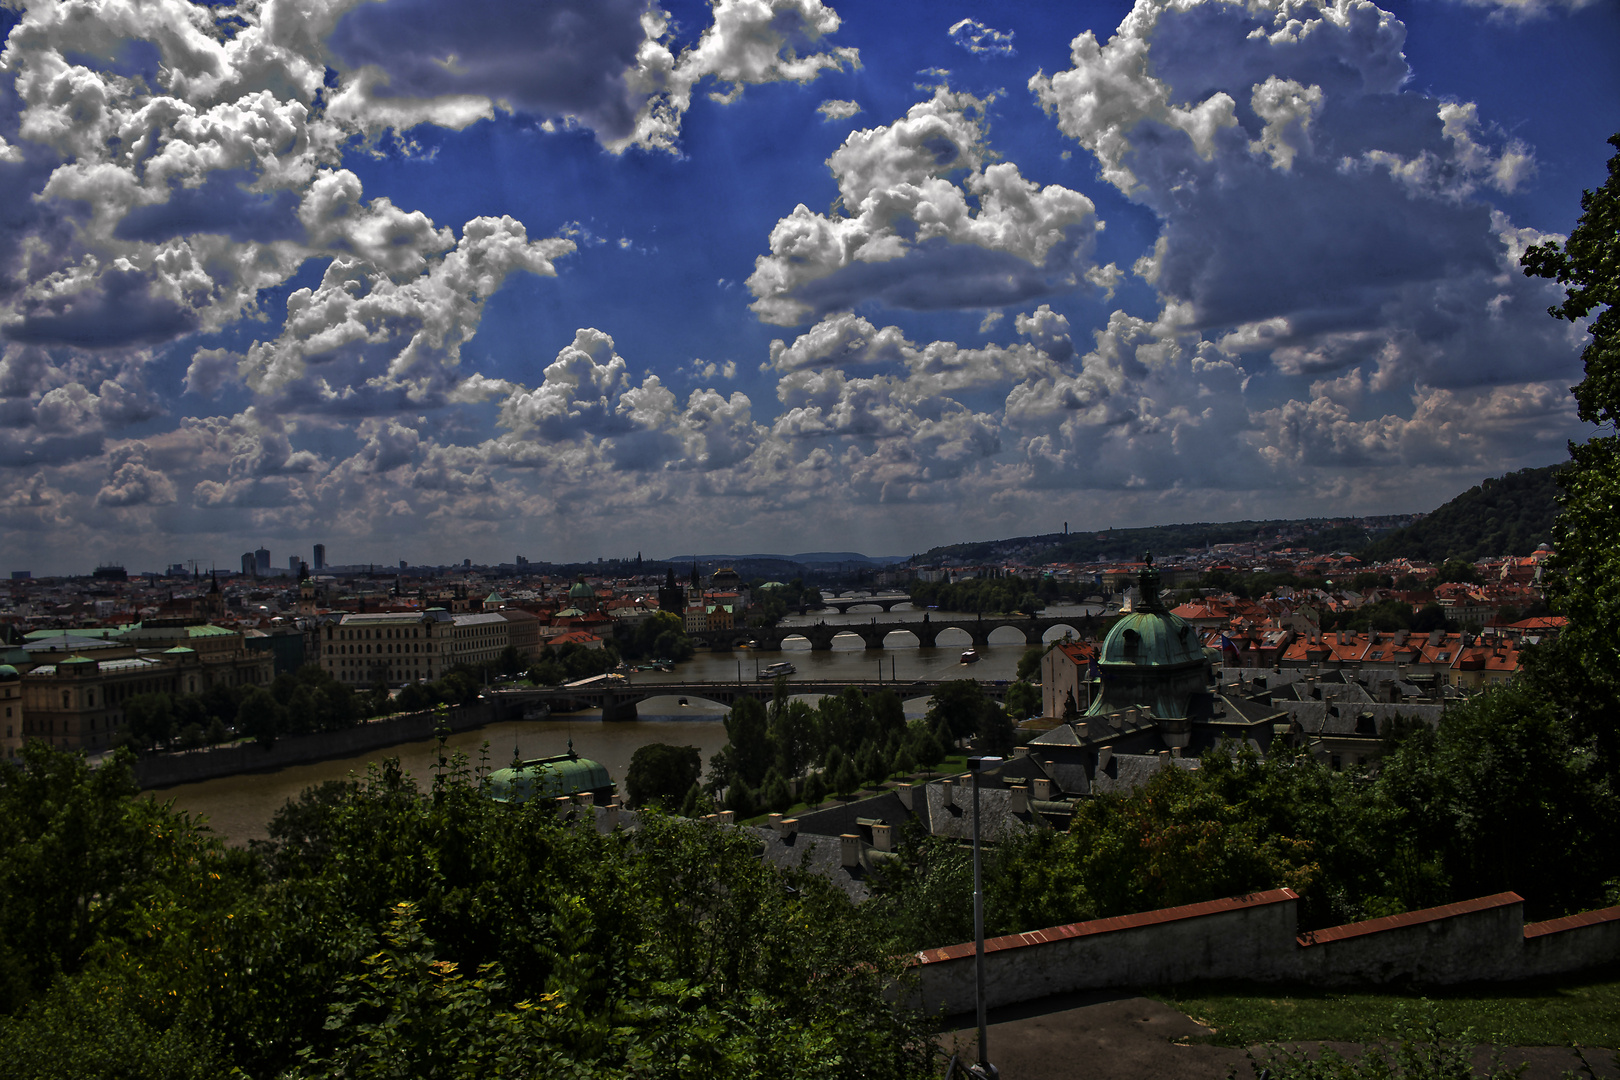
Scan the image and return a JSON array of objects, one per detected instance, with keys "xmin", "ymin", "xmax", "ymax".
[{"xmin": 155, "ymin": 601, "xmax": 1102, "ymax": 844}]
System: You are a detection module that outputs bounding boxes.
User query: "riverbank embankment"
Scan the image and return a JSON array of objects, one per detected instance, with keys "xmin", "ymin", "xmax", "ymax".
[{"xmin": 133, "ymin": 702, "xmax": 497, "ymax": 789}]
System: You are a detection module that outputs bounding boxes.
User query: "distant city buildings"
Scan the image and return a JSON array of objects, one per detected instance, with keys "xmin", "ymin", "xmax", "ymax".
[{"xmin": 313, "ymin": 544, "xmax": 326, "ymax": 571}]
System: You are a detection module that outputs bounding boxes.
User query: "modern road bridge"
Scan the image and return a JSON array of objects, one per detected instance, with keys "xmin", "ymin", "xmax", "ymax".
[{"xmin": 810, "ymin": 593, "xmax": 913, "ymax": 614}]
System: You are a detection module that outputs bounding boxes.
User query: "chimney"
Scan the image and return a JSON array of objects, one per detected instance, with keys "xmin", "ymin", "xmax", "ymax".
[
  {"xmin": 717, "ymin": 810, "xmax": 734, "ymax": 825},
  {"xmin": 575, "ymin": 791, "xmax": 594, "ymax": 808},
  {"xmin": 1169, "ymin": 746, "xmax": 1182, "ymax": 759},
  {"xmin": 1158, "ymin": 750, "xmax": 1170, "ymax": 763},
  {"xmin": 767, "ymin": 812, "xmax": 783, "ymax": 831},
  {"xmin": 1096, "ymin": 746, "xmax": 1113, "ymax": 771},
  {"xmin": 896, "ymin": 783, "xmax": 914, "ymax": 810},
  {"xmin": 871, "ymin": 822, "xmax": 894, "ymax": 852},
  {"xmin": 1429, "ymin": 629, "xmax": 1443, "ymax": 646},
  {"xmin": 1032, "ymin": 777, "xmax": 1053, "ymax": 801},
  {"xmin": 941, "ymin": 778, "xmax": 956, "ymax": 808},
  {"xmin": 554, "ymin": 795, "xmax": 573, "ymax": 818},
  {"xmin": 779, "ymin": 817, "xmax": 798, "ymax": 838},
  {"xmin": 1009, "ymin": 785, "xmax": 1028, "ymax": 813},
  {"xmin": 1073, "ymin": 720, "xmax": 1088, "ymax": 739},
  {"xmin": 603, "ymin": 803, "xmax": 619, "ymax": 828},
  {"xmin": 840, "ymin": 834, "xmax": 861, "ymax": 869}
]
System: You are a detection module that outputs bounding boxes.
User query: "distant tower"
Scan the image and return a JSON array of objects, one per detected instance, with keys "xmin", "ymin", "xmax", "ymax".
[
  {"xmin": 313, "ymin": 543, "xmax": 326, "ymax": 571},
  {"xmin": 203, "ymin": 570, "xmax": 226, "ymax": 619},
  {"xmin": 658, "ymin": 566, "xmax": 685, "ymax": 612},
  {"xmin": 254, "ymin": 546, "xmax": 271, "ymax": 577},
  {"xmin": 289, "ymin": 555, "xmax": 299, "ymax": 574},
  {"xmin": 241, "ymin": 551, "xmax": 254, "ymax": 576}
]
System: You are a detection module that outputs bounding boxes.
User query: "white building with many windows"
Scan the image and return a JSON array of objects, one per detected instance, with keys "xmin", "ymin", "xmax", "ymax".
[{"xmin": 321, "ymin": 610, "xmax": 453, "ymax": 686}]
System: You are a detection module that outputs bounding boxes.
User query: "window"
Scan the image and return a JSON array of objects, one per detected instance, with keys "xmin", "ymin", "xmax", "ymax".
[{"xmin": 62, "ymin": 691, "xmax": 70, "ymax": 709}]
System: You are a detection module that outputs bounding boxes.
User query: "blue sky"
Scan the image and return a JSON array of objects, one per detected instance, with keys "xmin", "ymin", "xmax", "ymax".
[{"xmin": 0, "ymin": 0, "xmax": 1615, "ymax": 573}]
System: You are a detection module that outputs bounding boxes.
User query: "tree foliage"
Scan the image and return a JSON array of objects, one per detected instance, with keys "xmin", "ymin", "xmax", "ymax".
[
  {"xmin": 624, "ymin": 743, "xmax": 702, "ymax": 809},
  {"xmin": 0, "ymin": 744, "xmax": 936, "ymax": 1079},
  {"xmin": 1356, "ymin": 465, "xmax": 1563, "ymax": 564},
  {"xmin": 1521, "ymin": 131, "xmax": 1620, "ymax": 770}
]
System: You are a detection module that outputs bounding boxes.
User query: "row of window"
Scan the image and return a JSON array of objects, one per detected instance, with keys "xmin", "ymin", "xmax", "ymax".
[
  {"xmin": 331, "ymin": 625, "xmax": 431, "ymax": 641},
  {"xmin": 328, "ymin": 642, "xmax": 440, "ymax": 656}
]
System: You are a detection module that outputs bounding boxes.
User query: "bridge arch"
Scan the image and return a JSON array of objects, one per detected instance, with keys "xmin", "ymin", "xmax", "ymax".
[
  {"xmin": 987, "ymin": 624, "xmax": 1036, "ymax": 647},
  {"xmin": 882, "ymin": 628, "xmax": 920, "ymax": 648},
  {"xmin": 1042, "ymin": 623, "xmax": 1087, "ymax": 643}
]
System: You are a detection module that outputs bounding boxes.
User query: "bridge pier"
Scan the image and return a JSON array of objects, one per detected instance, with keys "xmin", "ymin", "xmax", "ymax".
[
  {"xmin": 804, "ymin": 624, "xmax": 839, "ymax": 651},
  {"xmin": 856, "ymin": 626, "xmax": 888, "ymax": 650},
  {"xmin": 602, "ymin": 698, "xmax": 639, "ymax": 723}
]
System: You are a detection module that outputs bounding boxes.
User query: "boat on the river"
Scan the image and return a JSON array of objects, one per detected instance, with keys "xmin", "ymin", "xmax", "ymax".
[
  {"xmin": 959, "ymin": 648, "xmax": 980, "ymax": 664},
  {"xmin": 759, "ymin": 661, "xmax": 796, "ymax": 680}
]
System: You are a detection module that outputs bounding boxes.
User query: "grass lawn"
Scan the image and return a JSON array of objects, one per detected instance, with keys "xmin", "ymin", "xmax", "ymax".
[
  {"xmin": 738, "ymin": 756, "xmax": 972, "ymax": 825},
  {"xmin": 1148, "ymin": 968, "xmax": 1620, "ymax": 1048}
]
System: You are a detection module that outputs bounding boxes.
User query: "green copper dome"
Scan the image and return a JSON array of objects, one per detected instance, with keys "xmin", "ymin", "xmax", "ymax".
[
  {"xmin": 1096, "ymin": 611, "xmax": 1204, "ymax": 667},
  {"xmin": 568, "ymin": 579, "xmax": 593, "ymax": 600},
  {"xmin": 487, "ymin": 752, "xmax": 612, "ymax": 804},
  {"xmin": 1086, "ymin": 555, "xmax": 1209, "ymax": 721}
]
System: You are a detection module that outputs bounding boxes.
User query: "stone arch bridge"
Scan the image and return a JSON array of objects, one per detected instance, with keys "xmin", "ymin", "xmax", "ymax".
[
  {"xmin": 688, "ymin": 613, "xmax": 1102, "ymax": 653},
  {"xmin": 487, "ymin": 678, "xmax": 1009, "ymax": 723}
]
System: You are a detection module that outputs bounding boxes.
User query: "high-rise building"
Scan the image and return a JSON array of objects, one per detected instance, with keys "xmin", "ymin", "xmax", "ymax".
[
  {"xmin": 313, "ymin": 543, "xmax": 325, "ymax": 571},
  {"xmin": 242, "ymin": 552, "xmax": 254, "ymax": 576},
  {"xmin": 289, "ymin": 555, "xmax": 300, "ymax": 574},
  {"xmin": 255, "ymin": 547, "xmax": 271, "ymax": 577}
]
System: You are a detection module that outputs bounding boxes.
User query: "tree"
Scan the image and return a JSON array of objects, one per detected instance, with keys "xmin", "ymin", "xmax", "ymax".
[
  {"xmin": 925, "ymin": 679, "xmax": 995, "ymax": 742},
  {"xmin": 721, "ymin": 696, "xmax": 772, "ymax": 790},
  {"xmin": 833, "ymin": 757, "xmax": 862, "ymax": 799},
  {"xmin": 235, "ymin": 687, "xmax": 283, "ymax": 749},
  {"xmin": 1004, "ymin": 680, "xmax": 1041, "ymax": 721},
  {"xmin": 1521, "ymin": 132, "xmax": 1620, "ymax": 769},
  {"xmin": 767, "ymin": 698, "xmax": 817, "ymax": 780},
  {"xmin": 1016, "ymin": 644, "xmax": 1048, "ymax": 682},
  {"xmin": 624, "ymin": 743, "xmax": 702, "ymax": 809},
  {"xmin": 124, "ymin": 693, "xmax": 175, "ymax": 750},
  {"xmin": 977, "ymin": 705, "xmax": 1016, "ymax": 757}
]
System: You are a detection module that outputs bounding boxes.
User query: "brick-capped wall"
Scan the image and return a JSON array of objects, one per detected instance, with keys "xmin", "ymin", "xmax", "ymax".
[{"xmin": 910, "ymin": 891, "xmax": 1620, "ymax": 1016}]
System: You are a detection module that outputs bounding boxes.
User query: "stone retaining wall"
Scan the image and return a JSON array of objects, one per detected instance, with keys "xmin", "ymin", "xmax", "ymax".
[
  {"xmin": 911, "ymin": 890, "xmax": 1620, "ymax": 1016},
  {"xmin": 132, "ymin": 703, "xmax": 495, "ymax": 788}
]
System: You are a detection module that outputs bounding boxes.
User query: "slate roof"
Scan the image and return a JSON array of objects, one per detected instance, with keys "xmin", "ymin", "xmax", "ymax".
[
  {"xmin": 1090, "ymin": 753, "xmax": 1197, "ymax": 796},
  {"xmin": 752, "ymin": 829, "xmax": 870, "ymax": 902}
]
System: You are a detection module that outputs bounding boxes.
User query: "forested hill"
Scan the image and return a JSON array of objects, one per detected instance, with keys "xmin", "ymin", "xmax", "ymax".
[
  {"xmin": 911, "ymin": 462, "xmax": 1565, "ymax": 567},
  {"xmin": 916, "ymin": 519, "xmax": 1354, "ymax": 566},
  {"xmin": 1357, "ymin": 463, "xmax": 1564, "ymax": 563}
]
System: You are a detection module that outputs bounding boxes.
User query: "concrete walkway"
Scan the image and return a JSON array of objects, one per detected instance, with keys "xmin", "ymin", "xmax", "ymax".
[{"xmin": 939, "ymin": 992, "xmax": 1616, "ymax": 1080}]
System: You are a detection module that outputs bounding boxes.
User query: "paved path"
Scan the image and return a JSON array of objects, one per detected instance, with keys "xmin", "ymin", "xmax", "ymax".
[{"xmin": 938, "ymin": 992, "xmax": 1616, "ymax": 1080}]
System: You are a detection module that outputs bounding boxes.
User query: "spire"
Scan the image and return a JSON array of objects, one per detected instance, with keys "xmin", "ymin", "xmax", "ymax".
[{"xmin": 1137, "ymin": 551, "xmax": 1165, "ymax": 613}]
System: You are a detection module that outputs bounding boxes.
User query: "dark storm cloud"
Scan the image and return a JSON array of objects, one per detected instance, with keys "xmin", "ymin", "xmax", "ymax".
[{"xmin": 327, "ymin": 0, "xmax": 651, "ymax": 140}]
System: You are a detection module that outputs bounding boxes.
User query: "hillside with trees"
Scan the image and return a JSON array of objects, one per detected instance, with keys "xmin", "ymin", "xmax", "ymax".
[{"xmin": 1357, "ymin": 464, "xmax": 1564, "ymax": 564}]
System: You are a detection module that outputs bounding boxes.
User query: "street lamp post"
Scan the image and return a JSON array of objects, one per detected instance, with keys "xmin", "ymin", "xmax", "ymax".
[{"xmin": 968, "ymin": 755, "xmax": 1003, "ymax": 1079}]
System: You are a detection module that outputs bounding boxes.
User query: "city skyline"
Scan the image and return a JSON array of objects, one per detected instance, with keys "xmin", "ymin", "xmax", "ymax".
[{"xmin": 1, "ymin": 0, "xmax": 1616, "ymax": 575}]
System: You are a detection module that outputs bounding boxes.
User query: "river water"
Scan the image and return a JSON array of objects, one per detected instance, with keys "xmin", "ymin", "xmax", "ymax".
[{"xmin": 156, "ymin": 602, "xmax": 1102, "ymax": 844}]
